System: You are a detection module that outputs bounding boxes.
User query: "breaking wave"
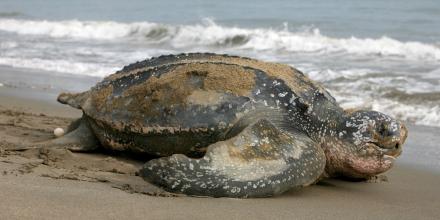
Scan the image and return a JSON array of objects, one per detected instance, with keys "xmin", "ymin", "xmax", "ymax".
[
  {"xmin": 335, "ymin": 94, "xmax": 440, "ymax": 128},
  {"xmin": 1, "ymin": 18, "xmax": 440, "ymax": 60},
  {"xmin": 0, "ymin": 57, "xmax": 117, "ymax": 77},
  {"xmin": 372, "ymin": 99, "xmax": 440, "ymax": 127}
]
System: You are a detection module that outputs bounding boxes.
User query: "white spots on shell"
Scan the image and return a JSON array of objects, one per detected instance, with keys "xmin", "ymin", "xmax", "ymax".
[
  {"xmin": 195, "ymin": 172, "xmax": 204, "ymax": 178},
  {"xmin": 278, "ymin": 92, "xmax": 288, "ymax": 97},
  {"xmin": 255, "ymin": 89, "xmax": 261, "ymax": 95},
  {"xmin": 181, "ymin": 184, "xmax": 191, "ymax": 191},
  {"xmin": 338, "ymin": 131, "xmax": 347, "ymax": 138},
  {"xmin": 275, "ymin": 99, "xmax": 281, "ymax": 108},
  {"xmin": 218, "ymin": 121, "xmax": 227, "ymax": 130},
  {"xmin": 289, "ymin": 96, "xmax": 297, "ymax": 107},
  {"xmin": 230, "ymin": 186, "xmax": 241, "ymax": 194},
  {"xmin": 200, "ymin": 182, "xmax": 207, "ymax": 189},
  {"xmin": 261, "ymin": 137, "xmax": 270, "ymax": 144},
  {"xmin": 171, "ymin": 181, "xmax": 180, "ymax": 189},
  {"xmin": 272, "ymin": 80, "xmax": 281, "ymax": 86},
  {"xmin": 306, "ymin": 104, "xmax": 314, "ymax": 114}
]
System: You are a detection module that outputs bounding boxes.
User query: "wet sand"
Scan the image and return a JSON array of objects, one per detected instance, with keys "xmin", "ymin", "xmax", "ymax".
[{"xmin": 1, "ymin": 86, "xmax": 439, "ymax": 220}]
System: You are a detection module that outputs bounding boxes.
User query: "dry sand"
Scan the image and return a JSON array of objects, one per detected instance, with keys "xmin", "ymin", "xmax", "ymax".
[{"xmin": 0, "ymin": 86, "xmax": 439, "ymax": 220}]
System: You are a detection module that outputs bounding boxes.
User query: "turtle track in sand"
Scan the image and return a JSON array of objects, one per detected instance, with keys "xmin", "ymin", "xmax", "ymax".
[{"xmin": 0, "ymin": 105, "xmax": 176, "ymax": 197}]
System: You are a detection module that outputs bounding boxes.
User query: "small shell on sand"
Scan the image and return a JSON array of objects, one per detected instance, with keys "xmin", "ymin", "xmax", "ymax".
[{"xmin": 54, "ymin": 128, "xmax": 65, "ymax": 137}]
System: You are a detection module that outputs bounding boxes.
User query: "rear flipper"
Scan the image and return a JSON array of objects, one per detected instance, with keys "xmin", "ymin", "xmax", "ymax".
[
  {"xmin": 140, "ymin": 119, "xmax": 326, "ymax": 198},
  {"xmin": 6, "ymin": 116, "xmax": 99, "ymax": 152}
]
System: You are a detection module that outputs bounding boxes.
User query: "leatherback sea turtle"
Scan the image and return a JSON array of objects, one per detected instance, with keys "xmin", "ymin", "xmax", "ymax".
[{"xmin": 30, "ymin": 53, "xmax": 408, "ymax": 197}]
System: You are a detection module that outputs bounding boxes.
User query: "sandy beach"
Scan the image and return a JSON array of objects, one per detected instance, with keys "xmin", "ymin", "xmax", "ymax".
[
  {"xmin": 2, "ymin": 0, "xmax": 440, "ymax": 218},
  {"xmin": 0, "ymin": 83, "xmax": 439, "ymax": 220}
]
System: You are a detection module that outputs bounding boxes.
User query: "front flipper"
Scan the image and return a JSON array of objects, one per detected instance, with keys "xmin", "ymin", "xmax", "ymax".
[
  {"xmin": 140, "ymin": 119, "xmax": 326, "ymax": 198},
  {"xmin": 6, "ymin": 116, "xmax": 99, "ymax": 152}
]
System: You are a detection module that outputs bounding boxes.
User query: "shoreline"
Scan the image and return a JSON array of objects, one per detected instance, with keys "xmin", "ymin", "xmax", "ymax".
[
  {"xmin": 0, "ymin": 65, "xmax": 100, "ymax": 95},
  {"xmin": 1, "ymin": 76, "xmax": 440, "ymax": 219}
]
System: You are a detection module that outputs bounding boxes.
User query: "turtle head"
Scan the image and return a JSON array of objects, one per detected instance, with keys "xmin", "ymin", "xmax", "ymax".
[{"xmin": 323, "ymin": 110, "xmax": 408, "ymax": 179}]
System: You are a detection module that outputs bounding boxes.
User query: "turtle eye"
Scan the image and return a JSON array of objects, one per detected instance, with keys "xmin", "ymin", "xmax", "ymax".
[{"xmin": 378, "ymin": 123, "xmax": 388, "ymax": 137}]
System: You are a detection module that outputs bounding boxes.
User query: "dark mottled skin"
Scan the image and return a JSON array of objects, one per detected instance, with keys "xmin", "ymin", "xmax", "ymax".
[{"xmin": 57, "ymin": 53, "xmax": 408, "ymax": 197}]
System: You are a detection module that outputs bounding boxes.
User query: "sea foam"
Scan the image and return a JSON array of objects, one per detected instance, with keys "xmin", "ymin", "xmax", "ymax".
[
  {"xmin": 1, "ymin": 18, "xmax": 440, "ymax": 61},
  {"xmin": 0, "ymin": 57, "xmax": 117, "ymax": 77}
]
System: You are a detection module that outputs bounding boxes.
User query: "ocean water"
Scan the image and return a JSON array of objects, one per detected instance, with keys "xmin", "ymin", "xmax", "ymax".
[{"xmin": 0, "ymin": 0, "xmax": 439, "ymax": 128}]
